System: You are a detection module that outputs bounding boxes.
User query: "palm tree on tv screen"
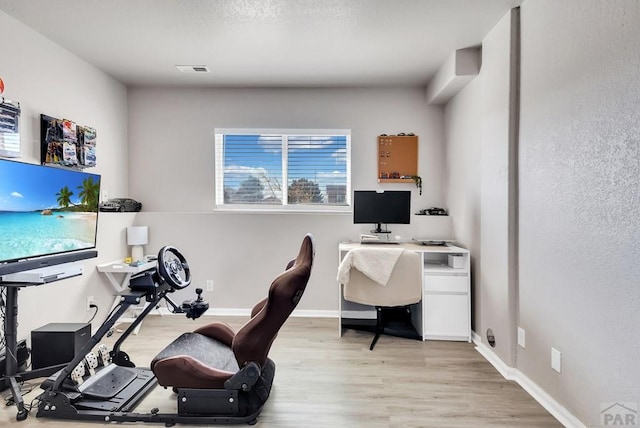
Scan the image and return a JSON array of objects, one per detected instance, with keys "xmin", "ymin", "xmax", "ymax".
[
  {"xmin": 56, "ymin": 186, "xmax": 74, "ymax": 209},
  {"xmin": 77, "ymin": 177, "xmax": 100, "ymax": 212}
]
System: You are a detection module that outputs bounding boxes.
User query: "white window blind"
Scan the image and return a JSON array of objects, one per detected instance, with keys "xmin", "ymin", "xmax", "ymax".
[{"xmin": 215, "ymin": 129, "xmax": 350, "ymax": 211}]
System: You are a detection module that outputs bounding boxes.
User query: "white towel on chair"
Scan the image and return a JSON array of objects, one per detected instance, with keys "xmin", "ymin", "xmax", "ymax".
[{"xmin": 337, "ymin": 247, "xmax": 405, "ymax": 286}]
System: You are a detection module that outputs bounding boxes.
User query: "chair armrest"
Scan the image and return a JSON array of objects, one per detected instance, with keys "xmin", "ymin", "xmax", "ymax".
[
  {"xmin": 224, "ymin": 362, "xmax": 261, "ymax": 391},
  {"xmin": 193, "ymin": 322, "xmax": 235, "ymax": 346}
]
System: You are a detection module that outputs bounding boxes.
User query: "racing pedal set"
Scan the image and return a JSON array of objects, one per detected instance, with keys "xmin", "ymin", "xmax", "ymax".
[{"xmin": 69, "ymin": 344, "xmax": 110, "ymax": 387}]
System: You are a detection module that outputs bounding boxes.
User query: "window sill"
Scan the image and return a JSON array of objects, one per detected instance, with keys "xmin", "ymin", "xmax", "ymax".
[{"xmin": 214, "ymin": 205, "xmax": 351, "ymax": 215}]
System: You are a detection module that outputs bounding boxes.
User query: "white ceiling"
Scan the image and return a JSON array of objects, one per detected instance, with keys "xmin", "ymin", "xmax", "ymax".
[{"xmin": 0, "ymin": 0, "xmax": 521, "ymax": 88}]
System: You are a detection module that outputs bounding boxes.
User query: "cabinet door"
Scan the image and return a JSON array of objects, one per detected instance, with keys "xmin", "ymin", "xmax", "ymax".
[{"xmin": 423, "ymin": 294, "xmax": 469, "ymax": 340}]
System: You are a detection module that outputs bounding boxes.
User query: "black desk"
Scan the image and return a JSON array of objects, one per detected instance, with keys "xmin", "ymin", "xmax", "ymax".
[{"xmin": 1, "ymin": 282, "xmax": 67, "ymax": 420}]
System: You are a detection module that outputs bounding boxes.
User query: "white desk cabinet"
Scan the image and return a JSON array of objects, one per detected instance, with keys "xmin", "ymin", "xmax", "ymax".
[
  {"xmin": 338, "ymin": 242, "xmax": 471, "ymax": 342},
  {"xmin": 423, "ymin": 272, "xmax": 470, "ymax": 340}
]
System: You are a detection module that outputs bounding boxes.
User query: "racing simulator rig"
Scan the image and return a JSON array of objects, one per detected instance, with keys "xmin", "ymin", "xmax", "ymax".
[{"xmin": 32, "ymin": 234, "xmax": 314, "ymax": 425}]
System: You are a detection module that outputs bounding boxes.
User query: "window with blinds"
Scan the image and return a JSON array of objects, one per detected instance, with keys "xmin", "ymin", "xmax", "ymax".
[{"xmin": 214, "ymin": 129, "xmax": 350, "ymax": 210}]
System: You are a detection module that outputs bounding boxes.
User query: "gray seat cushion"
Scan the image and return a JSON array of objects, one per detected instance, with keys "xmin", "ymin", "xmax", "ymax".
[{"xmin": 152, "ymin": 332, "xmax": 239, "ymax": 373}]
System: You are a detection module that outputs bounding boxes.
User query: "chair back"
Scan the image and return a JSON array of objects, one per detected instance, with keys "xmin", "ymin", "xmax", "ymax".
[
  {"xmin": 232, "ymin": 233, "xmax": 315, "ymax": 367},
  {"xmin": 343, "ymin": 250, "xmax": 421, "ymax": 307}
]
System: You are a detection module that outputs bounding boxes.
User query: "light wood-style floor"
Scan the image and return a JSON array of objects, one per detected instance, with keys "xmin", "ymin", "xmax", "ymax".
[{"xmin": 1, "ymin": 316, "xmax": 561, "ymax": 427}]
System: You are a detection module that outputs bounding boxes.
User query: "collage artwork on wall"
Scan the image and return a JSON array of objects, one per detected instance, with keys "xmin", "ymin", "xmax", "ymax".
[{"xmin": 41, "ymin": 114, "xmax": 97, "ymax": 168}]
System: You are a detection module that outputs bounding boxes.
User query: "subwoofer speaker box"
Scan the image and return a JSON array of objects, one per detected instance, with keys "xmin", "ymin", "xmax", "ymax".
[{"xmin": 31, "ymin": 323, "xmax": 91, "ymax": 370}]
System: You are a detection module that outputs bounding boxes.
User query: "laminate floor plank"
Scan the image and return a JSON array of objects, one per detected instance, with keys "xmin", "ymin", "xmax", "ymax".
[{"xmin": 0, "ymin": 316, "xmax": 561, "ymax": 427}]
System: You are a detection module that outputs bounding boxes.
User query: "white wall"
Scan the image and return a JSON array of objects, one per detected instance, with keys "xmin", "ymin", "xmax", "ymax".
[
  {"xmin": 128, "ymin": 87, "xmax": 450, "ymax": 310},
  {"xmin": 446, "ymin": 1, "xmax": 640, "ymax": 425},
  {"xmin": 444, "ymin": 10, "xmax": 517, "ymax": 365},
  {"xmin": 444, "ymin": 72, "xmax": 482, "ymax": 328},
  {"xmin": 518, "ymin": 0, "xmax": 640, "ymax": 424},
  {"xmin": 479, "ymin": 7, "xmax": 518, "ymax": 368},
  {"xmin": 0, "ymin": 10, "xmax": 131, "ymax": 338}
]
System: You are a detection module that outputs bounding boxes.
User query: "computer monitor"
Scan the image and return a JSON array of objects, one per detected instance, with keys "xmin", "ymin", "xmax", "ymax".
[{"xmin": 353, "ymin": 190, "xmax": 411, "ymax": 234}]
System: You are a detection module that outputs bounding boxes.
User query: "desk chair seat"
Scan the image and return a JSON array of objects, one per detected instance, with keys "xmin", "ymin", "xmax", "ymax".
[
  {"xmin": 150, "ymin": 234, "xmax": 314, "ymax": 422},
  {"xmin": 342, "ymin": 249, "xmax": 422, "ymax": 350}
]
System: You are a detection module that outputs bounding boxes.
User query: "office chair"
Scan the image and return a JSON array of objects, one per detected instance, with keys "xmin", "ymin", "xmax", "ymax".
[
  {"xmin": 342, "ymin": 249, "xmax": 422, "ymax": 350},
  {"xmin": 150, "ymin": 233, "xmax": 314, "ymax": 424}
]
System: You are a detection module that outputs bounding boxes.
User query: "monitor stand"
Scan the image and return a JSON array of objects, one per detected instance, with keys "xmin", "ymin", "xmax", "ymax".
[{"xmin": 371, "ymin": 223, "xmax": 391, "ymax": 234}]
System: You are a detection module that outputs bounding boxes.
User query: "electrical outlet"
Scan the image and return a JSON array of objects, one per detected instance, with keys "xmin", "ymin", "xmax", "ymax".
[
  {"xmin": 517, "ymin": 327, "xmax": 526, "ymax": 348},
  {"xmin": 86, "ymin": 296, "xmax": 96, "ymax": 311},
  {"xmin": 206, "ymin": 280, "xmax": 214, "ymax": 292},
  {"xmin": 551, "ymin": 347, "xmax": 562, "ymax": 373}
]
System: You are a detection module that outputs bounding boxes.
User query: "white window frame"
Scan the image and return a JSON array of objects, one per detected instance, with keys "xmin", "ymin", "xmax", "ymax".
[{"xmin": 214, "ymin": 128, "xmax": 351, "ymax": 212}]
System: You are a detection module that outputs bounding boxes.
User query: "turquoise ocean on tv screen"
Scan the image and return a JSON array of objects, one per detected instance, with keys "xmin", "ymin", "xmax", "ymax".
[{"xmin": 0, "ymin": 211, "xmax": 97, "ymax": 261}]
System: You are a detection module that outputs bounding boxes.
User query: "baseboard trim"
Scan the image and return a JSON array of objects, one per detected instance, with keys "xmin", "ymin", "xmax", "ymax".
[
  {"xmin": 155, "ymin": 308, "xmax": 337, "ymax": 318},
  {"xmin": 291, "ymin": 309, "xmax": 337, "ymax": 318},
  {"xmin": 471, "ymin": 331, "xmax": 586, "ymax": 428},
  {"xmin": 472, "ymin": 332, "xmax": 517, "ymax": 380},
  {"xmin": 513, "ymin": 370, "xmax": 587, "ymax": 428},
  {"xmin": 341, "ymin": 310, "xmax": 376, "ymax": 319}
]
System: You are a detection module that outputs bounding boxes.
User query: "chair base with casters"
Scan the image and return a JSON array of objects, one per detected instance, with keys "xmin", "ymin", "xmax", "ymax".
[{"xmin": 344, "ymin": 305, "xmax": 421, "ymax": 350}]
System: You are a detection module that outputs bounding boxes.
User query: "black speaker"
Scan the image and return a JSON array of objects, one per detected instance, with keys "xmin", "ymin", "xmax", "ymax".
[{"xmin": 31, "ymin": 323, "xmax": 91, "ymax": 370}]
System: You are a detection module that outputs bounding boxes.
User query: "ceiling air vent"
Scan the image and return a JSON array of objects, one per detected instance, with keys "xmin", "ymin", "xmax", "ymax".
[{"xmin": 175, "ymin": 65, "xmax": 210, "ymax": 73}]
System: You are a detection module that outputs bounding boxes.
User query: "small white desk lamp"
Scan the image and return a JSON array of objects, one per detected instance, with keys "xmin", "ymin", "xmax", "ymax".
[{"xmin": 127, "ymin": 226, "xmax": 148, "ymax": 262}]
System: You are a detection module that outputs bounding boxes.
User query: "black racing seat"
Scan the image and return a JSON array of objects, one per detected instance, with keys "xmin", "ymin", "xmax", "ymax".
[{"xmin": 150, "ymin": 234, "xmax": 314, "ymax": 422}]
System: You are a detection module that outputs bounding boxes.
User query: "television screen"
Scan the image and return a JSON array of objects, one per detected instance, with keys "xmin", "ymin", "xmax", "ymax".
[
  {"xmin": 353, "ymin": 190, "xmax": 411, "ymax": 233},
  {"xmin": 0, "ymin": 159, "xmax": 100, "ymax": 265}
]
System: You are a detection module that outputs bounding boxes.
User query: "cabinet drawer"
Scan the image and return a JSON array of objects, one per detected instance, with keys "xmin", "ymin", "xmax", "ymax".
[{"xmin": 424, "ymin": 274, "xmax": 468, "ymax": 293}]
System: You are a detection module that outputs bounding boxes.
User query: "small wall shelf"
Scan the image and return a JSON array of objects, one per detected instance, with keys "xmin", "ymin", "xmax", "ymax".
[
  {"xmin": 377, "ymin": 135, "xmax": 418, "ymax": 182},
  {"xmin": 378, "ymin": 178, "xmax": 414, "ymax": 183}
]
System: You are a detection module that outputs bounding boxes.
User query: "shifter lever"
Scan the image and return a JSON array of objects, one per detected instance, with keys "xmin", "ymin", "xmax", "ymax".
[{"xmin": 181, "ymin": 287, "xmax": 209, "ymax": 320}]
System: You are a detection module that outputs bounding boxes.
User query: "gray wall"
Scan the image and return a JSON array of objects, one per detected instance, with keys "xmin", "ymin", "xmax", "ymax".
[
  {"xmin": 518, "ymin": 0, "xmax": 640, "ymax": 424},
  {"xmin": 127, "ymin": 87, "xmax": 451, "ymax": 309},
  {"xmin": 444, "ymin": 10, "xmax": 517, "ymax": 366},
  {"xmin": 446, "ymin": 1, "xmax": 640, "ymax": 425},
  {"xmin": 0, "ymin": 10, "xmax": 133, "ymax": 337}
]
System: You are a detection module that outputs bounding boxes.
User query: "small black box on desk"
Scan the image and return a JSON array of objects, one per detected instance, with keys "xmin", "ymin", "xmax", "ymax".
[{"xmin": 31, "ymin": 323, "xmax": 91, "ymax": 370}]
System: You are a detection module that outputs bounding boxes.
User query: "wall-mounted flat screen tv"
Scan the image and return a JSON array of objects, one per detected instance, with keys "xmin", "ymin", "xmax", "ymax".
[{"xmin": 0, "ymin": 159, "xmax": 100, "ymax": 271}]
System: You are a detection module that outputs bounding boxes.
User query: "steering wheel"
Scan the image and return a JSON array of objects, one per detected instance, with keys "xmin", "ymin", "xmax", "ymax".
[{"xmin": 157, "ymin": 246, "xmax": 191, "ymax": 290}]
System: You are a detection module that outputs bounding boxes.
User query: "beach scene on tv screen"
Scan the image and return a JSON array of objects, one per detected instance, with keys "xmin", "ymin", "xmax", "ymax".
[{"xmin": 0, "ymin": 161, "xmax": 100, "ymax": 262}]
